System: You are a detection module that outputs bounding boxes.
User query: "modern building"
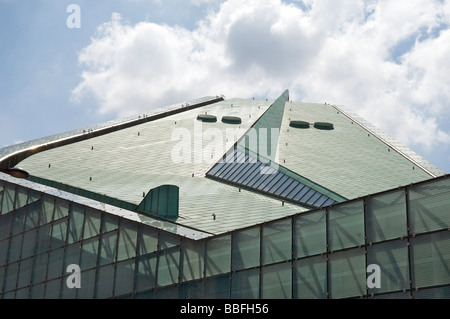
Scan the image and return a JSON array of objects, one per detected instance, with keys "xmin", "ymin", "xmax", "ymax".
[{"xmin": 0, "ymin": 90, "xmax": 449, "ymax": 299}]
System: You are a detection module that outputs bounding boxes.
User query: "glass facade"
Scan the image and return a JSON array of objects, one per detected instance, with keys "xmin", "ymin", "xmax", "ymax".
[{"xmin": 1, "ymin": 175, "xmax": 450, "ymax": 299}]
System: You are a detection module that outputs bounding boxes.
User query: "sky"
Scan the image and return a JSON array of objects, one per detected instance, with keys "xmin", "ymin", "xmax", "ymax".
[{"xmin": 0, "ymin": 0, "xmax": 450, "ymax": 173}]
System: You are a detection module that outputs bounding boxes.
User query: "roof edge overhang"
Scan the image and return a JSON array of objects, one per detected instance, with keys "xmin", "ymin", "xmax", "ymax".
[{"xmin": 0, "ymin": 95, "xmax": 225, "ymax": 170}]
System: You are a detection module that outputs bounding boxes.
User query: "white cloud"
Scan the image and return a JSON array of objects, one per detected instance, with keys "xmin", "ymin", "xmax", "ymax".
[{"xmin": 72, "ymin": 0, "xmax": 450, "ymax": 154}]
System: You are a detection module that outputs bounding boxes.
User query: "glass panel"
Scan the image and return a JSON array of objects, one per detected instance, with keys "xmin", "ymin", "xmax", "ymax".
[
  {"xmin": 4, "ymin": 262, "xmax": 19, "ymax": 293},
  {"xmin": 328, "ymin": 200, "xmax": 365, "ymax": 251},
  {"xmin": 366, "ymin": 190, "xmax": 407, "ymax": 243},
  {"xmin": 15, "ymin": 287, "xmax": 30, "ymax": 299},
  {"xmin": 68, "ymin": 204, "xmax": 85, "ymax": 244},
  {"xmin": 231, "ymin": 269, "xmax": 259, "ymax": 299},
  {"xmin": 0, "ymin": 265, "xmax": 4, "ymax": 292},
  {"xmin": 232, "ymin": 160, "xmax": 256, "ymax": 183},
  {"xmin": 261, "ymin": 262, "xmax": 292, "ymax": 299},
  {"xmin": 18, "ymin": 259, "xmax": 33, "ymax": 290},
  {"xmin": 44, "ymin": 278, "xmax": 60, "ymax": 299},
  {"xmin": 64, "ymin": 243, "xmax": 81, "ymax": 272},
  {"xmin": 0, "ymin": 214, "xmax": 11, "ymax": 240},
  {"xmin": 207, "ymin": 162, "xmax": 225, "ymax": 176},
  {"xmin": 217, "ymin": 162, "xmax": 236, "ymax": 179},
  {"xmin": 15, "ymin": 186, "xmax": 28, "ymax": 211},
  {"xmin": 27, "ymin": 189, "xmax": 41, "ymax": 205},
  {"xmin": 273, "ymin": 179, "xmax": 294, "ymax": 196},
  {"xmin": 205, "ymin": 234, "xmax": 231, "ymax": 277},
  {"xmin": 0, "ymin": 239, "xmax": 8, "ymax": 266},
  {"xmin": 267, "ymin": 174, "xmax": 289, "ymax": 193},
  {"xmin": 249, "ymin": 166, "xmax": 272, "ymax": 188},
  {"xmin": 78, "ymin": 269, "xmax": 96, "ymax": 299},
  {"xmin": 47, "ymin": 247, "xmax": 65, "ymax": 280},
  {"xmin": 159, "ymin": 230, "xmax": 180, "ymax": 250},
  {"xmin": 117, "ymin": 221, "xmax": 137, "ymax": 261},
  {"xmin": 232, "ymin": 226, "xmax": 260, "ymax": 271},
  {"xmin": 135, "ymin": 254, "xmax": 157, "ymax": 292},
  {"xmin": 83, "ymin": 208, "xmax": 101, "ymax": 239},
  {"xmin": 36, "ymin": 224, "xmax": 52, "ymax": 254},
  {"xmin": 285, "ymin": 183, "xmax": 305, "ymax": 200},
  {"xmin": 203, "ymin": 274, "xmax": 230, "ymax": 299},
  {"xmin": 50, "ymin": 218, "xmax": 68, "ymax": 250},
  {"xmin": 155, "ymin": 285, "xmax": 178, "ymax": 299},
  {"xmin": 40, "ymin": 195, "xmax": 55, "ymax": 225},
  {"xmin": 241, "ymin": 163, "xmax": 263, "ymax": 185},
  {"xmin": 314, "ymin": 195, "xmax": 329, "ymax": 207},
  {"xmin": 409, "ymin": 178, "xmax": 450, "ymax": 235},
  {"xmin": 179, "ymin": 280, "xmax": 204, "ymax": 299},
  {"xmin": 137, "ymin": 225, "xmax": 158, "ymax": 256},
  {"xmin": 280, "ymin": 180, "xmax": 299, "ymax": 197},
  {"xmin": 8, "ymin": 234, "xmax": 22, "ymax": 263},
  {"xmin": 81, "ymin": 237, "xmax": 99, "ymax": 270},
  {"xmin": 294, "ymin": 210, "xmax": 326, "ymax": 258},
  {"xmin": 411, "ymin": 232, "xmax": 450, "ymax": 288},
  {"xmin": 30, "ymin": 283, "xmax": 45, "ymax": 298},
  {"xmin": 99, "ymin": 231, "xmax": 118, "ymax": 265},
  {"xmin": 95, "ymin": 264, "xmax": 115, "ymax": 299},
  {"xmin": 298, "ymin": 188, "xmax": 316, "ymax": 203},
  {"xmin": 292, "ymin": 186, "xmax": 311, "ymax": 201},
  {"xmin": 32, "ymin": 253, "xmax": 48, "ymax": 284},
  {"xmin": 329, "ymin": 248, "xmax": 366, "ymax": 299},
  {"xmin": 54, "ymin": 198, "xmax": 69, "ymax": 220},
  {"xmin": 306, "ymin": 192, "xmax": 323, "ymax": 206},
  {"xmin": 101, "ymin": 214, "xmax": 118, "ymax": 233},
  {"xmin": 223, "ymin": 159, "xmax": 245, "ymax": 180},
  {"xmin": 413, "ymin": 286, "xmax": 450, "ymax": 299},
  {"xmin": 229, "ymin": 159, "xmax": 251, "ymax": 181},
  {"xmin": 371, "ymin": 291, "xmax": 410, "ymax": 299},
  {"xmin": 181, "ymin": 239, "xmax": 204, "ymax": 281},
  {"xmin": 61, "ymin": 276, "xmax": 78, "ymax": 299},
  {"xmin": 157, "ymin": 248, "xmax": 180, "ymax": 287},
  {"xmin": 262, "ymin": 219, "xmax": 292, "ymax": 264},
  {"xmin": 1, "ymin": 183, "xmax": 15, "ymax": 215},
  {"xmin": 10, "ymin": 206, "xmax": 26, "ymax": 236},
  {"xmin": 261, "ymin": 172, "xmax": 283, "ymax": 192},
  {"xmin": 24, "ymin": 201, "xmax": 41, "ymax": 231},
  {"xmin": 21, "ymin": 229, "xmax": 37, "ymax": 259},
  {"xmin": 294, "ymin": 255, "xmax": 327, "ymax": 299},
  {"xmin": 367, "ymin": 240, "xmax": 409, "ymax": 294},
  {"xmin": 114, "ymin": 259, "xmax": 136, "ymax": 297}
]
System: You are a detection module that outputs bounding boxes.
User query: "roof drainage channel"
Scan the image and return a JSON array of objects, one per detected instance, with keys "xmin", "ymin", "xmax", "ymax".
[{"xmin": 0, "ymin": 96, "xmax": 224, "ymax": 170}]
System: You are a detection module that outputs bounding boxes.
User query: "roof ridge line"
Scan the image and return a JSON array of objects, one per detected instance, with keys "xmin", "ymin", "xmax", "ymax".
[{"xmin": 330, "ymin": 104, "xmax": 442, "ymax": 178}]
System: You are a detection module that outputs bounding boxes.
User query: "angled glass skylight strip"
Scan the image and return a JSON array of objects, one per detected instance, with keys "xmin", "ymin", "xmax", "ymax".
[
  {"xmin": 262, "ymin": 172, "xmax": 284, "ymax": 192},
  {"xmin": 312, "ymin": 194, "xmax": 329, "ymax": 207},
  {"xmin": 206, "ymin": 149, "xmax": 337, "ymax": 209},
  {"xmin": 266, "ymin": 174, "xmax": 289, "ymax": 193},
  {"xmin": 285, "ymin": 183, "xmax": 306, "ymax": 200}
]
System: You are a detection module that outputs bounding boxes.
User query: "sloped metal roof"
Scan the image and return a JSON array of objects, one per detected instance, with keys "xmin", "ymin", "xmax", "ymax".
[
  {"xmin": 276, "ymin": 101, "xmax": 443, "ymax": 199},
  {"xmin": 5, "ymin": 91, "xmax": 445, "ymax": 235}
]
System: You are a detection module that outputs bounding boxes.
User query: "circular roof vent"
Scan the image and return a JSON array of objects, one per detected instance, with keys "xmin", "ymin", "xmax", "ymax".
[
  {"xmin": 222, "ymin": 116, "xmax": 242, "ymax": 124},
  {"xmin": 289, "ymin": 120, "xmax": 310, "ymax": 129},
  {"xmin": 197, "ymin": 114, "xmax": 217, "ymax": 122},
  {"xmin": 314, "ymin": 122, "xmax": 334, "ymax": 130}
]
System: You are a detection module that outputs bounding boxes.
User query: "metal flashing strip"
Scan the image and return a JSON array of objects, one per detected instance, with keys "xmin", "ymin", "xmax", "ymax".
[
  {"xmin": 0, "ymin": 172, "xmax": 214, "ymax": 241},
  {"xmin": 330, "ymin": 104, "xmax": 443, "ymax": 178},
  {"xmin": 0, "ymin": 96, "xmax": 224, "ymax": 170}
]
